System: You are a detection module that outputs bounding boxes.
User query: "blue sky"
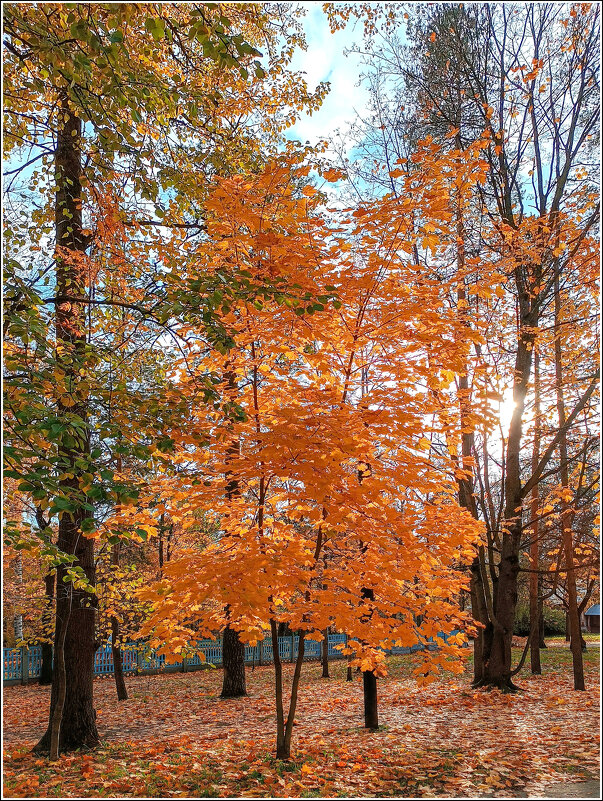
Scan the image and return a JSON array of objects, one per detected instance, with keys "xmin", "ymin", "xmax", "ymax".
[{"xmin": 284, "ymin": 5, "xmax": 369, "ymax": 150}]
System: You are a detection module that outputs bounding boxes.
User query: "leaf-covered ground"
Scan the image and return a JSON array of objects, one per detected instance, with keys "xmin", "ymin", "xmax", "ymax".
[{"xmin": 3, "ymin": 646, "xmax": 599, "ymax": 798}]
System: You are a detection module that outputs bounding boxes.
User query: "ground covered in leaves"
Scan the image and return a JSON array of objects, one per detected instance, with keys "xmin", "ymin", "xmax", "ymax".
[{"xmin": 3, "ymin": 645, "xmax": 600, "ymax": 798}]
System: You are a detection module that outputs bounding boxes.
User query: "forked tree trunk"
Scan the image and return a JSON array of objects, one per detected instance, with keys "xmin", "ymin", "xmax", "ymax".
[
  {"xmin": 221, "ymin": 625, "xmax": 247, "ymax": 698},
  {"xmin": 479, "ymin": 274, "xmax": 538, "ymax": 691},
  {"xmin": 271, "ymin": 619, "xmax": 305, "ymax": 760},
  {"xmin": 34, "ymin": 96, "xmax": 99, "ymax": 754}
]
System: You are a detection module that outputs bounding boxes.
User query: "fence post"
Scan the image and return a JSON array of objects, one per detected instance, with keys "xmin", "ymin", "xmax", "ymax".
[
  {"xmin": 137, "ymin": 649, "xmax": 143, "ymax": 675},
  {"xmin": 20, "ymin": 646, "xmax": 29, "ymax": 686},
  {"xmin": 291, "ymin": 633, "xmax": 295, "ymax": 663}
]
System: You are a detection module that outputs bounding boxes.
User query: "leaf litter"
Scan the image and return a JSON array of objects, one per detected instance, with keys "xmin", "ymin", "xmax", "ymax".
[{"xmin": 3, "ymin": 648, "xmax": 599, "ymax": 798}]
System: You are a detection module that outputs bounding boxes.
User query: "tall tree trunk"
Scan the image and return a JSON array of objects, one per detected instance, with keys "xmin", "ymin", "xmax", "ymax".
[
  {"xmin": 554, "ymin": 276, "xmax": 584, "ymax": 690},
  {"xmin": 482, "ymin": 271, "xmax": 538, "ymax": 690},
  {"xmin": 271, "ymin": 618, "xmax": 305, "ymax": 759},
  {"xmin": 111, "ymin": 616, "xmax": 128, "ymax": 701},
  {"xmin": 538, "ymin": 591, "xmax": 546, "ymax": 648},
  {"xmin": 49, "ymin": 594, "xmax": 69, "ymax": 762},
  {"xmin": 361, "ymin": 586, "xmax": 379, "ymax": 728},
  {"xmin": 321, "ymin": 629, "xmax": 330, "ymax": 678},
  {"xmin": 530, "ymin": 349, "xmax": 542, "ymax": 675},
  {"xmin": 110, "ymin": 539, "xmax": 127, "ymax": 701},
  {"xmin": 451, "ymin": 146, "xmax": 489, "ymax": 687},
  {"xmin": 221, "ymin": 624, "xmax": 247, "ymax": 698},
  {"xmin": 220, "ymin": 369, "xmax": 247, "ymax": 697},
  {"xmin": 34, "ymin": 96, "xmax": 99, "ymax": 753},
  {"xmin": 40, "ymin": 572, "xmax": 55, "ymax": 685}
]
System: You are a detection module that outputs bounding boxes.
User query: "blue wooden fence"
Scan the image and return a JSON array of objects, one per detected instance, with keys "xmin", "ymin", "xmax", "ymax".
[
  {"xmin": 3, "ymin": 634, "xmax": 431, "ymax": 685},
  {"xmin": 3, "ymin": 633, "xmax": 353, "ymax": 684}
]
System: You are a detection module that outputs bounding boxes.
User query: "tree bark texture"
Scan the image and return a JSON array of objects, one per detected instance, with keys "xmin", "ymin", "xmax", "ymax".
[
  {"xmin": 363, "ymin": 670, "xmax": 378, "ymax": 729},
  {"xmin": 35, "ymin": 97, "xmax": 99, "ymax": 753},
  {"xmin": 480, "ymin": 277, "xmax": 538, "ymax": 690},
  {"xmin": 321, "ymin": 629, "xmax": 330, "ymax": 678},
  {"xmin": 221, "ymin": 625, "xmax": 247, "ymax": 698}
]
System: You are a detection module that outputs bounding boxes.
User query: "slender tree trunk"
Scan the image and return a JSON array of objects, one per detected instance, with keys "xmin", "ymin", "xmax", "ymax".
[
  {"xmin": 158, "ymin": 512, "xmax": 165, "ymax": 576},
  {"xmin": 110, "ymin": 539, "xmax": 127, "ymax": 701},
  {"xmin": 451, "ymin": 153, "xmax": 489, "ymax": 687},
  {"xmin": 538, "ymin": 582, "xmax": 546, "ymax": 648},
  {"xmin": 111, "ymin": 616, "xmax": 128, "ymax": 701},
  {"xmin": 221, "ymin": 624, "xmax": 247, "ymax": 698},
  {"xmin": 49, "ymin": 592, "xmax": 69, "ymax": 761},
  {"xmin": 530, "ymin": 349, "xmax": 542, "ymax": 674},
  {"xmin": 40, "ymin": 572, "xmax": 55, "ymax": 685},
  {"xmin": 271, "ymin": 618, "xmax": 306, "ymax": 760},
  {"xmin": 321, "ymin": 629, "xmax": 330, "ymax": 678},
  {"xmin": 554, "ymin": 276, "xmax": 584, "ymax": 690},
  {"xmin": 220, "ymin": 369, "xmax": 247, "ymax": 697},
  {"xmin": 34, "ymin": 96, "xmax": 99, "ymax": 754}
]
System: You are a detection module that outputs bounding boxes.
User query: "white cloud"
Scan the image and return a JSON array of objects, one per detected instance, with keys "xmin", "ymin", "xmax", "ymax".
[{"xmin": 285, "ymin": 5, "xmax": 369, "ymax": 153}]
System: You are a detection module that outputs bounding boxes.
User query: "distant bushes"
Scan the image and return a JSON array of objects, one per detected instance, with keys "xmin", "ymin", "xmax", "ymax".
[{"xmin": 513, "ymin": 604, "xmax": 566, "ymax": 637}]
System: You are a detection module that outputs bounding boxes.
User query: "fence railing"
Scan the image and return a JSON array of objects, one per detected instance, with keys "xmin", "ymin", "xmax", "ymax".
[{"xmin": 3, "ymin": 634, "xmax": 426, "ymax": 685}]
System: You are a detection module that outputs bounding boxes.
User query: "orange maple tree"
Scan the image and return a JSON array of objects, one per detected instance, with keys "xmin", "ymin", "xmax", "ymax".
[{"xmin": 137, "ymin": 145, "xmax": 485, "ymax": 758}]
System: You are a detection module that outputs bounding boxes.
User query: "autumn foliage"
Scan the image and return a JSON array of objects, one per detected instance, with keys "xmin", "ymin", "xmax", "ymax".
[{"xmin": 2, "ymin": 0, "xmax": 599, "ymax": 790}]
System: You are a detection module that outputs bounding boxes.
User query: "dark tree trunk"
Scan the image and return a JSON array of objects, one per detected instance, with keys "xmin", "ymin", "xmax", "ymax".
[
  {"xmin": 530, "ymin": 349, "xmax": 542, "ymax": 675},
  {"xmin": 34, "ymin": 96, "xmax": 99, "ymax": 754},
  {"xmin": 221, "ymin": 625, "xmax": 247, "ymax": 698},
  {"xmin": 272, "ymin": 619, "xmax": 305, "ymax": 760},
  {"xmin": 321, "ymin": 629, "xmax": 330, "ymax": 678},
  {"xmin": 158, "ymin": 513, "xmax": 164, "ymax": 575},
  {"xmin": 538, "ymin": 597, "xmax": 546, "ymax": 649},
  {"xmin": 554, "ymin": 274, "xmax": 585, "ymax": 691},
  {"xmin": 478, "ymin": 278, "xmax": 538, "ymax": 690},
  {"xmin": 361, "ymin": 586, "xmax": 379, "ymax": 727},
  {"xmin": 110, "ymin": 475, "xmax": 127, "ymax": 701},
  {"xmin": 40, "ymin": 572, "xmax": 55, "ymax": 685},
  {"xmin": 111, "ymin": 616, "xmax": 128, "ymax": 701},
  {"xmin": 481, "ymin": 550, "xmax": 520, "ymax": 691},
  {"xmin": 363, "ymin": 670, "xmax": 378, "ymax": 729}
]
